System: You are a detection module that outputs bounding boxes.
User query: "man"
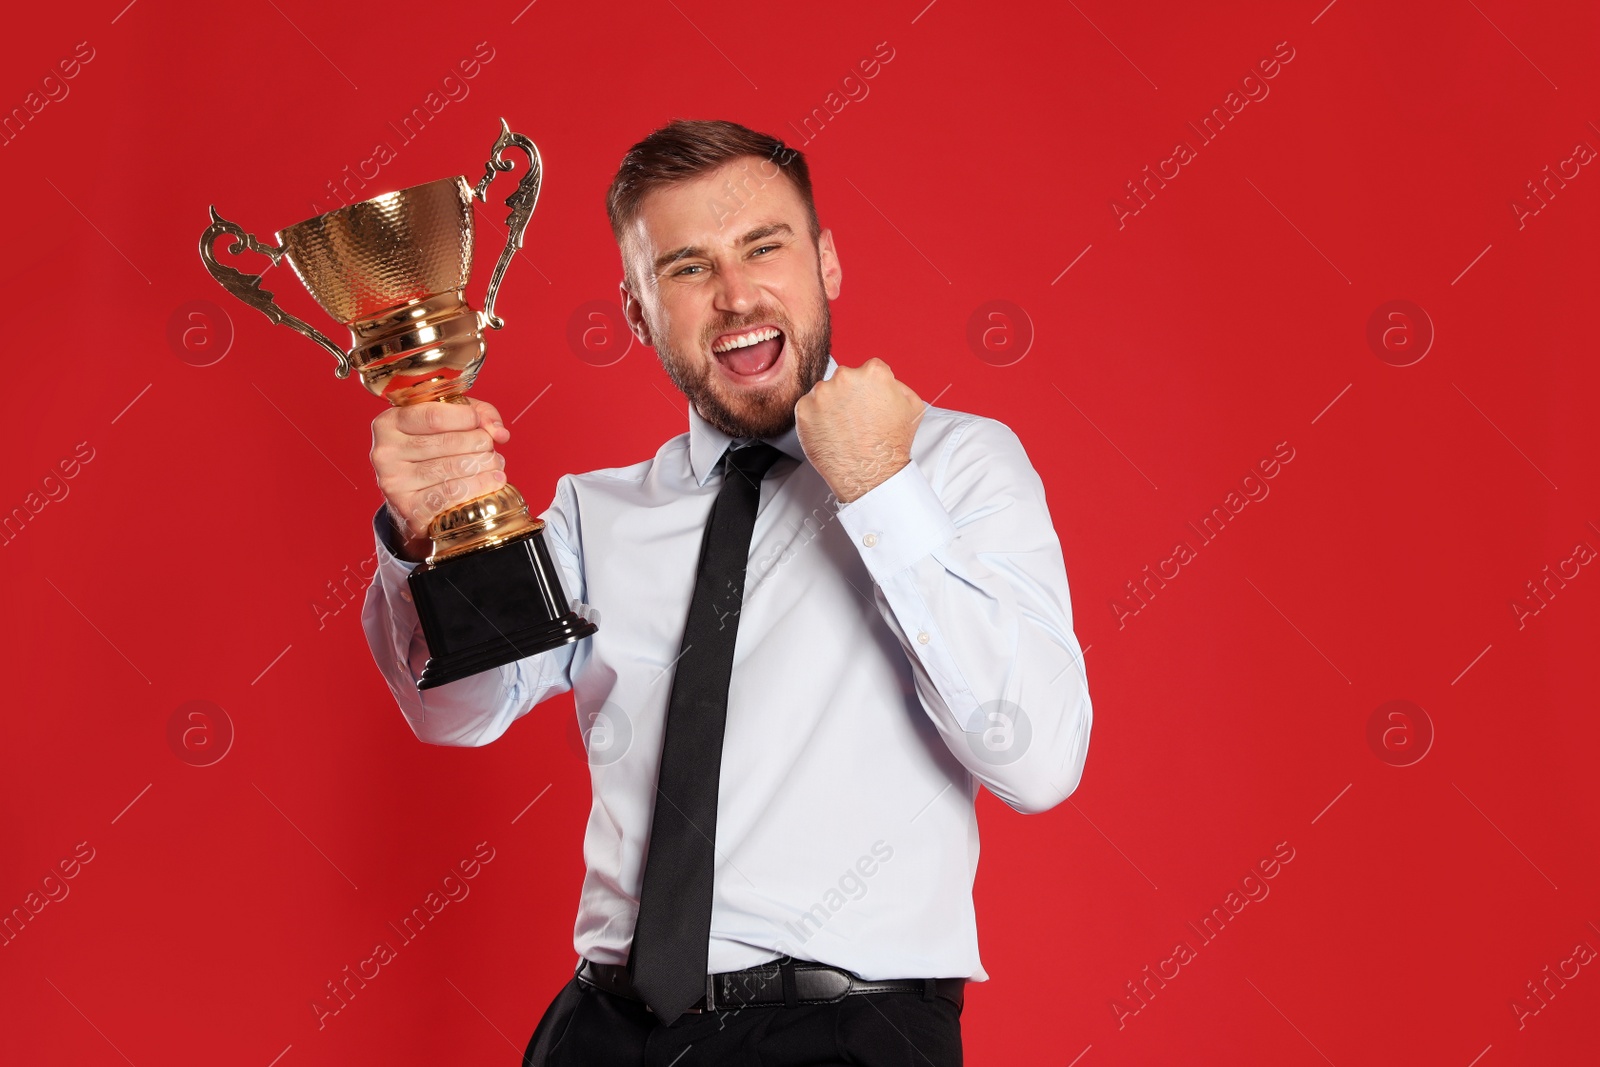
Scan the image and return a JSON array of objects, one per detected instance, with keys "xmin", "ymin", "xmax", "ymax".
[{"xmin": 361, "ymin": 119, "xmax": 1092, "ymax": 1066}]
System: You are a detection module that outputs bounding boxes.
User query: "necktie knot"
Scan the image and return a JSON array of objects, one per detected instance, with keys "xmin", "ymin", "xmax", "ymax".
[{"xmin": 722, "ymin": 442, "xmax": 785, "ymax": 485}]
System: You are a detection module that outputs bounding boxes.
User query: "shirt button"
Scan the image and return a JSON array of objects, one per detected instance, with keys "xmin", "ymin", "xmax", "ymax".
[
  {"xmin": 862, "ymin": 533, "xmax": 879, "ymax": 548},
  {"xmin": 917, "ymin": 631, "xmax": 930, "ymax": 644}
]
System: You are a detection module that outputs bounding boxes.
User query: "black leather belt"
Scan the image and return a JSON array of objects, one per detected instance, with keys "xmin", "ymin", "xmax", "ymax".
[{"xmin": 575, "ymin": 957, "xmax": 965, "ymax": 1015}]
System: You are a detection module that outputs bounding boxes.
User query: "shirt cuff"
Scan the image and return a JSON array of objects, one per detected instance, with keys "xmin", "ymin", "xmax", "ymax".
[
  {"xmin": 372, "ymin": 504, "xmax": 423, "ymax": 595},
  {"xmin": 835, "ymin": 458, "xmax": 959, "ymax": 581}
]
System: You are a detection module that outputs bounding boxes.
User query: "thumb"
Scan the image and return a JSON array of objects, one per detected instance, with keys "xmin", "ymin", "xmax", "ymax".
[{"xmin": 469, "ymin": 398, "xmax": 510, "ymax": 443}]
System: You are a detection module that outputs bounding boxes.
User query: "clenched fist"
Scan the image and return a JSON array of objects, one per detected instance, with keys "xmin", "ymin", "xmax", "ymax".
[
  {"xmin": 370, "ymin": 397, "xmax": 510, "ymax": 563},
  {"xmin": 795, "ymin": 357, "xmax": 924, "ymax": 504}
]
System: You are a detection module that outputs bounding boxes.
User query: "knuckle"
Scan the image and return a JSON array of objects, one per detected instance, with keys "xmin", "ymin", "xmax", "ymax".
[{"xmin": 422, "ymin": 402, "xmax": 453, "ymax": 433}]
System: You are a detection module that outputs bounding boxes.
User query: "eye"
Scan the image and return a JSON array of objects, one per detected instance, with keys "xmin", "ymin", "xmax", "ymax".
[
  {"xmin": 673, "ymin": 264, "xmax": 705, "ymax": 276},
  {"xmin": 751, "ymin": 244, "xmax": 779, "ymax": 256}
]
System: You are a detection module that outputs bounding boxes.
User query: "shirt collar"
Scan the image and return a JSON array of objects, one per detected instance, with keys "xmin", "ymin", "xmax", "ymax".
[{"xmin": 687, "ymin": 355, "xmax": 838, "ymax": 486}]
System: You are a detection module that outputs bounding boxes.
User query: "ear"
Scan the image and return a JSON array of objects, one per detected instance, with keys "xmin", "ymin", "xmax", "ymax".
[
  {"xmin": 817, "ymin": 228, "xmax": 842, "ymax": 300},
  {"xmin": 619, "ymin": 279, "xmax": 654, "ymax": 347}
]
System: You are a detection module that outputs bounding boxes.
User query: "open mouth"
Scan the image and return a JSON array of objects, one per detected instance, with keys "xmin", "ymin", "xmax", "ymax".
[{"xmin": 711, "ymin": 324, "xmax": 785, "ymax": 380}]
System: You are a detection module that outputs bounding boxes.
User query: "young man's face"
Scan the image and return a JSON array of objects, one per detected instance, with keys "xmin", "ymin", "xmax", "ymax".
[{"xmin": 619, "ymin": 155, "xmax": 843, "ymax": 440}]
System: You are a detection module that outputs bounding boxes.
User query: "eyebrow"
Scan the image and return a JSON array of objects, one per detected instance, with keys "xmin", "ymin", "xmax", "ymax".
[{"xmin": 653, "ymin": 222, "xmax": 795, "ymax": 275}]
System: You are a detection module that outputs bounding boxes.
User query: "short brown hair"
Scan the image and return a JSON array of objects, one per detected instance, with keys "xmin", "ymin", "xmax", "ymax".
[{"xmin": 606, "ymin": 119, "xmax": 820, "ymax": 243}]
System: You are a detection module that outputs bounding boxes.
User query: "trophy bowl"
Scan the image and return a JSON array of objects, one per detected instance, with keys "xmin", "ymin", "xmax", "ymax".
[{"xmin": 280, "ymin": 176, "xmax": 484, "ymax": 405}]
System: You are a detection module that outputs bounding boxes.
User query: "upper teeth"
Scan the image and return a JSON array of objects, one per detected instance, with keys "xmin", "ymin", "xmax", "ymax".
[{"xmin": 713, "ymin": 327, "xmax": 781, "ymax": 354}]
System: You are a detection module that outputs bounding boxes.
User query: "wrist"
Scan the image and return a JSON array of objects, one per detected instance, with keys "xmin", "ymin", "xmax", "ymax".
[
  {"xmin": 831, "ymin": 456, "xmax": 910, "ymax": 504},
  {"xmin": 382, "ymin": 505, "xmax": 431, "ymax": 563}
]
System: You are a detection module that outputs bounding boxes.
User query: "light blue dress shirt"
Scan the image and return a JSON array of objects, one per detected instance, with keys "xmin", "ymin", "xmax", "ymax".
[{"xmin": 361, "ymin": 356, "xmax": 1092, "ymax": 982}]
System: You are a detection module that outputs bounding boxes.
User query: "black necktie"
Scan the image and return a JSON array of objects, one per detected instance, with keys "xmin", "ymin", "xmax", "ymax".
[{"xmin": 629, "ymin": 441, "xmax": 785, "ymax": 1024}]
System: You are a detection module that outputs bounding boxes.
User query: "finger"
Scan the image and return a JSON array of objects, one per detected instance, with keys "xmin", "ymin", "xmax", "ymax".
[
  {"xmin": 381, "ymin": 450, "xmax": 504, "ymax": 498},
  {"xmin": 467, "ymin": 398, "xmax": 510, "ymax": 443},
  {"xmin": 399, "ymin": 426, "xmax": 495, "ymax": 461},
  {"xmin": 415, "ymin": 468, "xmax": 509, "ymax": 518},
  {"xmin": 412, "ymin": 450, "xmax": 506, "ymax": 491},
  {"xmin": 392, "ymin": 399, "xmax": 485, "ymax": 437}
]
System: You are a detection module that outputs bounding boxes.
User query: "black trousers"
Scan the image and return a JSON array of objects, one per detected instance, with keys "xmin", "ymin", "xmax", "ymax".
[{"xmin": 521, "ymin": 973, "xmax": 963, "ymax": 1067}]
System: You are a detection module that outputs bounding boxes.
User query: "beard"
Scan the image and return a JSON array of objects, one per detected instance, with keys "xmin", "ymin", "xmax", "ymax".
[{"xmin": 651, "ymin": 288, "xmax": 832, "ymax": 441}]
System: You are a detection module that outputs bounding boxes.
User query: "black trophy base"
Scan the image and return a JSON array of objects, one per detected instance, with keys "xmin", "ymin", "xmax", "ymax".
[{"xmin": 407, "ymin": 525, "xmax": 597, "ymax": 691}]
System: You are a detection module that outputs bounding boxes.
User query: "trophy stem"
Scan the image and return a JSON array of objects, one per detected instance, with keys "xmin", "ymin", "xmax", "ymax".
[
  {"xmin": 352, "ymin": 292, "xmax": 486, "ymax": 405},
  {"xmin": 407, "ymin": 395, "xmax": 542, "ymax": 563}
]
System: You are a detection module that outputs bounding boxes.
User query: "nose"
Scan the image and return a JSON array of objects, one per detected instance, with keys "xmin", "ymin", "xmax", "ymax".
[{"xmin": 712, "ymin": 259, "xmax": 759, "ymax": 316}]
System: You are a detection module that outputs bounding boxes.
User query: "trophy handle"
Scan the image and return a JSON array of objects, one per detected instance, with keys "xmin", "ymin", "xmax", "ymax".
[
  {"xmin": 198, "ymin": 207, "xmax": 352, "ymax": 378},
  {"xmin": 472, "ymin": 118, "xmax": 543, "ymax": 331}
]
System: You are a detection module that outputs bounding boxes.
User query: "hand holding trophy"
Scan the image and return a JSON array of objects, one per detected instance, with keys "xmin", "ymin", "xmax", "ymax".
[{"xmin": 199, "ymin": 119, "xmax": 597, "ymax": 690}]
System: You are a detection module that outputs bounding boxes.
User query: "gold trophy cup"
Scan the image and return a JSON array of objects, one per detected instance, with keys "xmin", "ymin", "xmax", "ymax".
[{"xmin": 199, "ymin": 119, "xmax": 596, "ymax": 690}]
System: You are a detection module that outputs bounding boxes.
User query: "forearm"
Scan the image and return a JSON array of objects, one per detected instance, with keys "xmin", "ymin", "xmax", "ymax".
[
  {"xmin": 836, "ymin": 418, "xmax": 1093, "ymax": 813},
  {"xmin": 360, "ymin": 504, "xmax": 571, "ymax": 746},
  {"xmin": 865, "ymin": 527, "xmax": 1092, "ymax": 813}
]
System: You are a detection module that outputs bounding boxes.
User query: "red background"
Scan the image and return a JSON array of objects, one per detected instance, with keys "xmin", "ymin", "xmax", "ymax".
[{"xmin": 4, "ymin": 1, "xmax": 1597, "ymax": 1064}]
